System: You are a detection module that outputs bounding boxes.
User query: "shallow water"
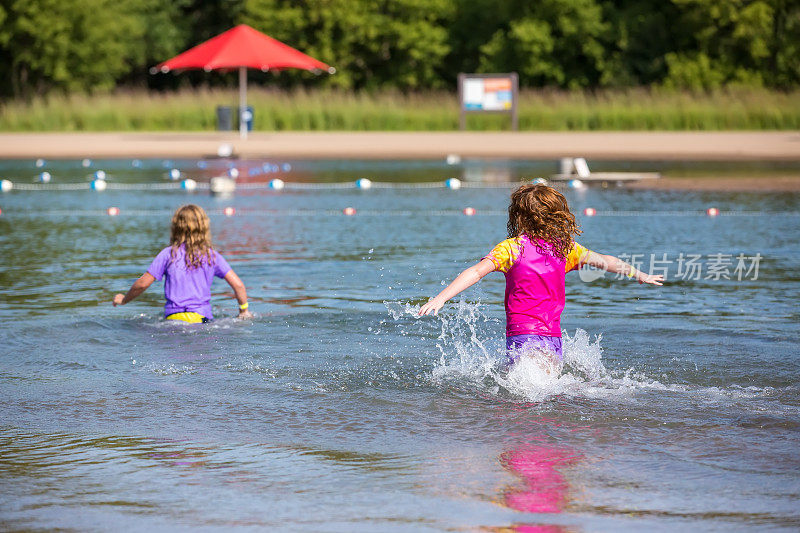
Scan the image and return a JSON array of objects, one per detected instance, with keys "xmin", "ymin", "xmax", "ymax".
[{"xmin": 1, "ymin": 158, "xmax": 799, "ymax": 531}]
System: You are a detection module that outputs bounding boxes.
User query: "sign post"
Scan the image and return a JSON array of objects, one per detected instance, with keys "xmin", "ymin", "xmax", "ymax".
[{"xmin": 458, "ymin": 72, "xmax": 518, "ymax": 131}]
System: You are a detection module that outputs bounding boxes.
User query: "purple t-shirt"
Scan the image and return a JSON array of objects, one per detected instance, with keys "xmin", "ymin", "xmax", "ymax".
[{"xmin": 147, "ymin": 245, "xmax": 231, "ymax": 319}]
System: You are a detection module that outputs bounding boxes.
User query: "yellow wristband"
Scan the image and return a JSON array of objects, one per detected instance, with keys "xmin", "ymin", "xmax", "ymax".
[
  {"xmin": 627, "ymin": 265, "xmax": 636, "ymax": 278},
  {"xmin": 239, "ymin": 302, "xmax": 249, "ymax": 310}
]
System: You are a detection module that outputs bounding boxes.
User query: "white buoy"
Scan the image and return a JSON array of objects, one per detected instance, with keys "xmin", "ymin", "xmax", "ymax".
[
  {"xmin": 82, "ymin": 158, "xmax": 92, "ymax": 168},
  {"xmin": 35, "ymin": 158, "xmax": 45, "ymax": 168},
  {"xmin": 568, "ymin": 179, "xmax": 585, "ymax": 189},
  {"xmin": 223, "ymin": 206, "xmax": 236, "ymax": 216},
  {"xmin": 356, "ymin": 178, "xmax": 372, "ymax": 189},
  {"xmin": 269, "ymin": 178, "xmax": 285, "ymax": 190},
  {"xmin": 37, "ymin": 172, "xmax": 51, "ymax": 183},
  {"xmin": 446, "ymin": 154, "xmax": 461, "ymax": 165},
  {"xmin": 210, "ymin": 176, "xmax": 236, "ymax": 195},
  {"xmin": 91, "ymin": 179, "xmax": 107, "ymax": 191},
  {"xmin": 217, "ymin": 144, "xmax": 233, "ymax": 158},
  {"xmin": 181, "ymin": 178, "xmax": 197, "ymax": 191},
  {"xmin": 107, "ymin": 206, "xmax": 120, "ymax": 216},
  {"xmin": 93, "ymin": 170, "xmax": 106, "ymax": 180},
  {"xmin": 1, "ymin": 179, "xmax": 13, "ymax": 193},
  {"xmin": 706, "ymin": 207, "xmax": 719, "ymax": 217},
  {"xmin": 343, "ymin": 207, "xmax": 357, "ymax": 216},
  {"xmin": 532, "ymin": 177, "xmax": 548, "ymax": 185},
  {"xmin": 445, "ymin": 178, "xmax": 462, "ymax": 190},
  {"xmin": 169, "ymin": 169, "xmax": 181, "ymax": 180},
  {"xmin": 463, "ymin": 207, "xmax": 476, "ymax": 216},
  {"xmin": 583, "ymin": 207, "xmax": 596, "ymax": 216},
  {"xmin": 227, "ymin": 168, "xmax": 239, "ymax": 179}
]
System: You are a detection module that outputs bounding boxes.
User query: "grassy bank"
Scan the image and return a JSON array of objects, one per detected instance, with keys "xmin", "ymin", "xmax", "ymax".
[{"xmin": 1, "ymin": 87, "xmax": 798, "ymax": 132}]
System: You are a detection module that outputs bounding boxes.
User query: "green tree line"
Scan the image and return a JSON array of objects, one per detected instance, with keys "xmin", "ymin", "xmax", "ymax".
[{"xmin": 0, "ymin": 0, "xmax": 798, "ymax": 99}]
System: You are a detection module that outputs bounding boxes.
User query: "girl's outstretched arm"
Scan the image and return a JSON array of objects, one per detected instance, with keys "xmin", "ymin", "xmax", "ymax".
[
  {"xmin": 224, "ymin": 269, "xmax": 253, "ymax": 319},
  {"xmin": 113, "ymin": 272, "xmax": 156, "ymax": 306},
  {"xmin": 584, "ymin": 251, "xmax": 664, "ymax": 285},
  {"xmin": 419, "ymin": 258, "xmax": 497, "ymax": 316}
]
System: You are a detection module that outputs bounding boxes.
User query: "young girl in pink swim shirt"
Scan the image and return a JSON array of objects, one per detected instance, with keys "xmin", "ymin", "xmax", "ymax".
[{"xmin": 419, "ymin": 184, "xmax": 663, "ymax": 366}]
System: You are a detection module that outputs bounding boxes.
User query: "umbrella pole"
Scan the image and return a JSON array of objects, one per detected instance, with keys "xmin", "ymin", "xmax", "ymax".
[{"xmin": 239, "ymin": 66, "xmax": 247, "ymax": 140}]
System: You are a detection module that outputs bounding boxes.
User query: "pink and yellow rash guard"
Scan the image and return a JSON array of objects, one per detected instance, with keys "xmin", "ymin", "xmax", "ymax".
[{"xmin": 485, "ymin": 235, "xmax": 590, "ymax": 338}]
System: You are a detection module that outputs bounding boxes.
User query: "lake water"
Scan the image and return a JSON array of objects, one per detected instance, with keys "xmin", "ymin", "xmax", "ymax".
[{"xmin": 1, "ymin": 158, "xmax": 799, "ymax": 532}]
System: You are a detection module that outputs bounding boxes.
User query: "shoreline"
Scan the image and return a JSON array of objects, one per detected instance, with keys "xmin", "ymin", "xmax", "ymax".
[
  {"xmin": 2, "ymin": 131, "xmax": 799, "ymax": 191},
  {"xmin": 1, "ymin": 131, "xmax": 799, "ymax": 161}
]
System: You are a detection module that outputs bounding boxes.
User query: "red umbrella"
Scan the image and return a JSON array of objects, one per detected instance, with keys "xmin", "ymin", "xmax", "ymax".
[{"xmin": 153, "ymin": 24, "xmax": 334, "ymax": 139}]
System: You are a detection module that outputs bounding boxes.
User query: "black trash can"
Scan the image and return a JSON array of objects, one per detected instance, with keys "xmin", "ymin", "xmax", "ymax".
[
  {"xmin": 216, "ymin": 106, "xmax": 233, "ymax": 131},
  {"xmin": 239, "ymin": 106, "xmax": 254, "ymax": 131}
]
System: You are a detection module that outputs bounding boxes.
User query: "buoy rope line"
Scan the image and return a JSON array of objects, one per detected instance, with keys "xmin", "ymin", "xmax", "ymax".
[
  {"xmin": 2, "ymin": 180, "xmax": 568, "ymax": 192},
  {"xmin": 1, "ymin": 209, "xmax": 798, "ymax": 218}
]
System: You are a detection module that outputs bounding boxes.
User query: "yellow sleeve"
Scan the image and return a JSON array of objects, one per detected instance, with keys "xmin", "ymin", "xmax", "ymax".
[
  {"xmin": 485, "ymin": 237, "xmax": 522, "ymax": 273},
  {"xmin": 565, "ymin": 241, "xmax": 590, "ymax": 272}
]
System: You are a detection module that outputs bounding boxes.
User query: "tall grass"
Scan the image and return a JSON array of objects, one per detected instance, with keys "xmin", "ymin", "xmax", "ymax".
[{"xmin": 1, "ymin": 87, "xmax": 798, "ymax": 131}]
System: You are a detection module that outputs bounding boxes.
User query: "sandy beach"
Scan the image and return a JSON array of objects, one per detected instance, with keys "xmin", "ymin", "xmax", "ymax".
[{"xmin": 1, "ymin": 131, "xmax": 799, "ymax": 190}]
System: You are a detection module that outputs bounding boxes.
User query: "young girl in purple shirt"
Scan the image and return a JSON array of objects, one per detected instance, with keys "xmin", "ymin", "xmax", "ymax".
[
  {"xmin": 419, "ymin": 184, "xmax": 663, "ymax": 367},
  {"xmin": 113, "ymin": 204, "xmax": 252, "ymax": 323}
]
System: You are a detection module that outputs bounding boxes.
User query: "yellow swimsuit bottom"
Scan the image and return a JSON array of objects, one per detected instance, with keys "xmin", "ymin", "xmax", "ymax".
[{"xmin": 166, "ymin": 312, "xmax": 208, "ymax": 324}]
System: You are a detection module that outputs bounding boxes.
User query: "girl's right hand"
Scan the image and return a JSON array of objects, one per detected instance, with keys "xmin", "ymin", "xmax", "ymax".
[
  {"xmin": 238, "ymin": 309, "xmax": 254, "ymax": 319},
  {"xmin": 112, "ymin": 294, "xmax": 125, "ymax": 306},
  {"xmin": 418, "ymin": 298, "xmax": 444, "ymax": 316}
]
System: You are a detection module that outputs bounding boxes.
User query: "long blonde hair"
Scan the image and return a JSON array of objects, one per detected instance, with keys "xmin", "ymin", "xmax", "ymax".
[
  {"xmin": 507, "ymin": 184, "xmax": 581, "ymax": 260},
  {"xmin": 169, "ymin": 204, "xmax": 215, "ymax": 269}
]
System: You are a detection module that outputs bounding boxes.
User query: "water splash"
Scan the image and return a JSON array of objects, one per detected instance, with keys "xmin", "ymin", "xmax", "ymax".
[
  {"xmin": 495, "ymin": 330, "xmax": 609, "ymax": 402},
  {"xmin": 389, "ymin": 299, "xmax": 647, "ymax": 402}
]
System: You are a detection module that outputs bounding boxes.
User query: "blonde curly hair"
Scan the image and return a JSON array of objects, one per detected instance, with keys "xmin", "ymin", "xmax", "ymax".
[
  {"xmin": 169, "ymin": 204, "xmax": 215, "ymax": 269},
  {"xmin": 507, "ymin": 184, "xmax": 581, "ymax": 260}
]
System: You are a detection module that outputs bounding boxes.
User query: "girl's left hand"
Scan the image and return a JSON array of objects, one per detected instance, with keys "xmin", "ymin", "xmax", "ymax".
[
  {"xmin": 112, "ymin": 294, "xmax": 125, "ymax": 306},
  {"xmin": 639, "ymin": 274, "xmax": 664, "ymax": 286}
]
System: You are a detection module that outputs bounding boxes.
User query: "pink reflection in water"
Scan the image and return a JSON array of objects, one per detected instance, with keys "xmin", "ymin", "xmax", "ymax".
[{"xmin": 501, "ymin": 446, "xmax": 578, "ymax": 514}]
